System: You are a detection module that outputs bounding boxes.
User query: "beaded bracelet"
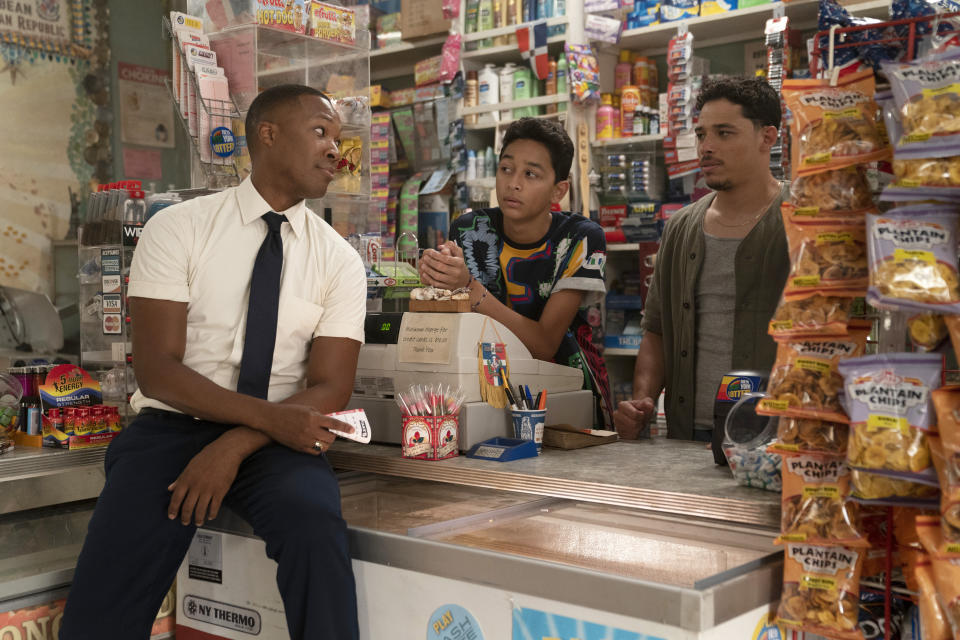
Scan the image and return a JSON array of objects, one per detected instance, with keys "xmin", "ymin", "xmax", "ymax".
[
  {"xmin": 465, "ymin": 274, "xmax": 474, "ymax": 289},
  {"xmin": 470, "ymin": 287, "xmax": 487, "ymax": 312}
]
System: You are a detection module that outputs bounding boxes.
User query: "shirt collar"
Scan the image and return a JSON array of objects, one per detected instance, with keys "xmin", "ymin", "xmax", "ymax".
[{"xmin": 236, "ymin": 176, "xmax": 306, "ymax": 238}]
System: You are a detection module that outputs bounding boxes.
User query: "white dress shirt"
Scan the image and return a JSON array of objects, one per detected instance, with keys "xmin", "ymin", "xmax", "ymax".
[{"xmin": 128, "ymin": 177, "xmax": 367, "ymax": 413}]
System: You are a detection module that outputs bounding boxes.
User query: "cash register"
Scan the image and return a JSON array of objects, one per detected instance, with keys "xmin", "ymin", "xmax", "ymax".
[{"xmin": 348, "ymin": 312, "xmax": 596, "ymax": 449}]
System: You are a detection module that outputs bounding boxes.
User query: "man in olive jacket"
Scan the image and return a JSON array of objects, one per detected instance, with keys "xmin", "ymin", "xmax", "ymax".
[{"xmin": 614, "ymin": 78, "xmax": 789, "ymax": 441}]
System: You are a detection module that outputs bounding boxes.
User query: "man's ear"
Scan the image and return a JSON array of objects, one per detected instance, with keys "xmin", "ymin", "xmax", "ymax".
[
  {"xmin": 257, "ymin": 121, "xmax": 277, "ymax": 149},
  {"xmin": 761, "ymin": 125, "xmax": 779, "ymax": 150},
  {"xmin": 552, "ymin": 179, "xmax": 570, "ymax": 204}
]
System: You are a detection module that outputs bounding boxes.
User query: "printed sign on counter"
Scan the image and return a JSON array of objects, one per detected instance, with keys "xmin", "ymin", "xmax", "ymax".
[
  {"xmin": 511, "ymin": 607, "xmax": 666, "ymax": 640},
  {"xmin": 397, "ymin": 313, "xmax": 454, "ymax": 365},
  {"xmin": 428, "ymin": 604, "xmax": 484, "ymax": 640}
]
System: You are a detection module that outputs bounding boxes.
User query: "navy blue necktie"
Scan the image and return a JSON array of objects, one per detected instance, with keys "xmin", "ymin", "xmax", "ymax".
[{"xmin": 237, "ymin": 212, "xmax": 287, "ymax": 399}]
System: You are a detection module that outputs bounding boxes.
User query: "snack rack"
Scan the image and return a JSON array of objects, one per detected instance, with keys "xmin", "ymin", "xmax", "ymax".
[
  {"xmin": 161, "ymin": 16, "xmax": 243, "ymax": 189},
  {"xmin": 810, "ymin": 10, "xmax": 960, "ymax": 77}
]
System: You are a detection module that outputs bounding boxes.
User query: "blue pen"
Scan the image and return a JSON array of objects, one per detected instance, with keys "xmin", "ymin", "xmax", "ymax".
[{"xmin": 523, "ymin": 385, "xmax": 534, "ymax": 409}]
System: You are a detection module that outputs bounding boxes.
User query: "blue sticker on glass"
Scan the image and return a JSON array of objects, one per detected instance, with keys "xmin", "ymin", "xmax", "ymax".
[
  {"xmin": 427, "ymin": 604, "xmax": 484, "ymax": 640},
  {"xmin": 210, "ymin": 126, "xmax": 236, "ymax": 158}
]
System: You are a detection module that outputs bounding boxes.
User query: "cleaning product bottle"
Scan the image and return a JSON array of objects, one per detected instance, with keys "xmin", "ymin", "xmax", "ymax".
[
  {"xmin": 477, "ymin": 148, "xmax": 486, "ymax": 179},
  {"xmin": 467, "ymin": 150, "xmax": 477, "ymax": 180},
  {"xmin": 478, "ymin": 64, "xmax": 500, "ymax": 123},
  {"xmin": 465, "ymin": 69, "xmax": 479, "ymax": 125},
  {"xmin": 465, "ymin": 0, "xmax": 480, "ymax": 51},
  {"xmin": 557, "ymin": 55, "xmax": 568, "ymax": 113},
  {"xmin": 499, "ymin": 62, "xmax": 516, "ymax": 123},
  {"xmin": 486, "ymin": 145, "xmax": 496, "ymax": 178},
  {"xmin": 545, "ymin": 57, "xmax": 558, "ymax": 114},
  {"xmin": 615, "ymin": 50, "xmax": 633, "ymax": 94},
  {"xmin": 479, "ymin": 0, "xmax": 494, "ymax": 48},
  {"xmin": 512, "ymin": 66, "xmax": 532, "ymax": 120},
  {"xmin": 596, "ymin": 93, "xmax": 616, "ymax": 139}
]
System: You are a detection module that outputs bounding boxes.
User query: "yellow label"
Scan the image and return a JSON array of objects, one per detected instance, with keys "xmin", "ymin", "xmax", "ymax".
[
  {"xmin": 797, "ymin": 358, "xmax": 831, "ymax": 375},
  {"xmin": 777, "ymin": 443, "xmax": 801, "ymax": 452},
  {"xmin": 867, "ymin": 414, "xmax": 910, "ymax": 433},
  {"xmin": 898, "ymin": 179, "xmax": 921, "ymax": 187},
  {"xmin": 806, "ymin": 152, "xmax": 832, "ymax": 165},
  {"xmin": 903, "ymin": 131, "xmax": 932, "ymax": 143},
  {"xmin": 770, "ymin": 320, "xmax": 794, "ymax": 331},
  {"xmin": 779, "ymin": 533, "xmax": 807, "ymax": 542},
  {"xmin": 793, "ymin": 275, "xmax": 821, "ymax": 287},
  {"xmin": 894, "ymin": 248, "xmax": 935, "ymax": 264},
  {"xmin": 761, "ymin": 399, "xmax": 790, "ymax": 411},
  {"xmin": 947, "ymin": 543, "xmax": 960, "ymax": 553},
  {"xmin": 803, "ymin": 485, "xmax": 840, "ymax": 499},
  {"xmin": 824, "ymin": 107, "xmax": 862, "ymax": 119},
  {"xmin": 816, "ymin": 231, "xmax": 853, "ymax": 245},
  {"xmin": 801, "ymin": 575, "xmax": 837, "ymax": 590},
  {"xmin": 795, "ymin": 206, "xmax": 821, "ymax": 216},
  {"xmin": 922, "ymin": 83, "xmax": 960, "ymax": 98}
]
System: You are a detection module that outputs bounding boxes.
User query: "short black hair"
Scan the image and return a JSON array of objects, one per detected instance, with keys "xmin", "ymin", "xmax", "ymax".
[
  {"xmin": 500, "ymin": 118, "xmax": 574, "ymax": 182},
  {"xmin": 245, "ymin": 84, "xmax": 332, "ymax": 156},
  {"xmin": 695, "ymin": 77, "xmax": 781, "ymax": 129}
]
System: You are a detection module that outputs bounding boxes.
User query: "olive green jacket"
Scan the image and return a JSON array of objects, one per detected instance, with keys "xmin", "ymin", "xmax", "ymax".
[{"xmin": 640, "ymin": 183, "xmax": 790, "ymax": 440}]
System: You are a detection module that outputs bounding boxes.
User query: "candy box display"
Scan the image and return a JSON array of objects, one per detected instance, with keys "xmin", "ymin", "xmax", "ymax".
[{"xmin": 401, "ymin": 415, "xmax": 459, "ymax": 461}]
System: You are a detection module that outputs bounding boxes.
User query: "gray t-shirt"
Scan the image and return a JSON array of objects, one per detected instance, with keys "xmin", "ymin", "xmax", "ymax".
[{"xmin": 693, "ymin": 232, "xmax": 741, "ymax": 430}]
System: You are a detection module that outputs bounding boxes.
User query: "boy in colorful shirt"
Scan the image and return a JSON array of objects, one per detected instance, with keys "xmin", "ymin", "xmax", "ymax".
[{"xmin": 419, "ymin": 118, "xmax": 611, "ymax": 425}]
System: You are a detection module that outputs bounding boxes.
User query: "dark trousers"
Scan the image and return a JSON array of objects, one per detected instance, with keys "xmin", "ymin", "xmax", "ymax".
[{"xmin": 59, "ymin": 411, "xmax": 359, "ymax": 640}]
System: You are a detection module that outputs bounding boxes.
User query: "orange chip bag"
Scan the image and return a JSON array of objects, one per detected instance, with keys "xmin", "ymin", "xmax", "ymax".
[
  {"xmin": 776, "ymin": 543, "xmax": 864, "ymax": 639},
  {"xmin": 917, "ymin": 515, "xmax": 960, "ymax": 636},
  {"xmin": 772, "ymin": 417, "xmax": 849, "ymax": 455},
  {"xmin": 789, "ymin": 166, "xmax": 876, "ymax": 217},
  {"xmin": 778, "ymin": 453, "xmax": 866, "ymax": 546},
  {"xmin": 930, "ymin": 436, "xmax": 960, "ymax": 546},
  {"xmin": 783, "ymin": 70, "xmax": 891, "ymax": 177},
  {"xmin": 758, "ymin": 328, "xmax": 870, "ymax": 423},
  {"xmin": 914, "ymin": 555, "xmax": 953, "ymax": 640},
  {"xmin": 933, "ymin": 384, "xmax": 960, "ymax": 459},
  {"xmin": 769, "ymin": 291, "xmax": 854, "ymax": 339},
  {"xmin": 783, "ymin": 211, "xmax": 868, "ymax": 297}
]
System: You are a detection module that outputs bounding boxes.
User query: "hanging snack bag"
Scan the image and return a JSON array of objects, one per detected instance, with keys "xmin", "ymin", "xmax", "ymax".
[
  {"xmin": 773, "ymin": 417, "xmax": 849, "ymax": 456},
  {"xmin": 776, "ymin": 543, "xmax": 864, "ymax": 639},
  {"xmin": 909, "ymin": 313, "xmax": 949, "ymax": 352},
  {"xmin": 783, "ymin": 212, "xmax": 869, "ymax": 297},
  {"xmin": 788, "ymin": 166, "xmax": 876, "ymax": 217},
  {"xmin": 867, "ymin": 205, "xmax": 960, "ymax": 313},
  {"xmin": 564, "ymin": 44, "xmax": 601, "ymax": 105},
  {"xmin": 759, "ymin": 328, "xmax": 870, "ymax": 423},
  {"xmin": 778, "ymin": 453, "xmax": 866, "ymax": 546},
  {"xmin": 929, "ymin": 436, "xmax": 960, "ymax": 546},
  {"xmin": 769, "ymin": 292, "xmax": 854, "ymax": 339},
  {"xmin": 849, "ymin": 468, "xmax": 940, "ymax": 503},
  {"xmin": 884, "ymin": 49, "xmax": 960, "ymax": 156},
  {"xmin": 913, "ymin": 556, "xmax": 953, "ymax": 640},
  {"xmin": 782, "ymin": 70, "xmax": 890, "ymax": 177},
  {"xmin": 917, "ymin": 516, "xmax": 960, "ymax": 635},
  {"xmin": 884, "ymin": 156, "xmax": 960, "ymax": 201},
  {"xmin": 840, "ymin": 353, "xmax": 942, "ymax": 485}
]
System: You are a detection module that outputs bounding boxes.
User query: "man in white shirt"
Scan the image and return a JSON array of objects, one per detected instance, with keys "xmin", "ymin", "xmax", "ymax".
[{"xmin": 60, "ymin": 85, "xmax": 367, "ymax": 639}]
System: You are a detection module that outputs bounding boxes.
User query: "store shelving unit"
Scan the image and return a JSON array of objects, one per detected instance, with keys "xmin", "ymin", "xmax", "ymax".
[
  {"xmin": 592, "ymin": 133, "xmax": 664, "ymax": 149},
  {"xmin": 370, "ymin": 34, "xmax": 448, "ymax": 81}
]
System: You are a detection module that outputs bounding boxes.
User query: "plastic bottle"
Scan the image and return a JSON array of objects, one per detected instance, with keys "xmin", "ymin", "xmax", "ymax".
[
  {"xmin": 499, "ymin": 63, "xmax": 516, "ymax": 123},
  {"xmin": 477, "ymin": 148, "xmax": 487, "ymax": 179},
  {"xmin": 478, "ymin": 64, "xmax": 500, "ymax": 123},
  {"xmin": 557, "ymin": 55, "xmax": 568, "ymax": 113},
  {"xmin": 537, "ymin": 0, "xmax": 550, "ymax": 20},
  {"xmin": 123, "ymin": 190, "xmax": 146, "ymax": 224},
  {"xmin": 596, "ymin": 93, "xmax": 616, "ymax": 139},
  {"xmin": 621, "ymin": 86, "xmax": 641, "ymax": 137},
  {"xmin": 612, "ymin": 94, "xmax": 622, "ymax": 138},
  {"xmin": 544, "ymin": 58, "xmax": 558, "ymax": 114},
  {"xmin": 465, "ymin": 69, "xmax": 479, "ymax": 125},
  {"xmin": 485, "ymin": 145, "xmax": 496, "ymax": 178},
  {"xmin": 493, "ymin": 0, "xmax": 506, "ymax": 46},
  {"xmin": 467, "ymin": 150, "xmax": 477, "ymax": 180},
  {"xmin": 614, "ymin": 50, "xmax": 633, "ymax": 94},
  {"xmin": 632, "ymin": 55, "xmax": 648, "ymax": 88},
  {"xmin": 512, "ymin": 66, "xmax": 532, "ymax": 120},
  {"xmin": 649, "ymin": 105, "xmax": 660, "ymax": 136},
  {"xmin": 465, "ymin": 0, "xmax": 480, "ymax": 50},
  {"xmin": 478, "ymin": 0, "xmax": 494, "ymax": 48}
]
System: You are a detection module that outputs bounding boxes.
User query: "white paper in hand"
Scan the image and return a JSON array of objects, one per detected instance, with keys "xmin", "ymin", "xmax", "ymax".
[{"xmin": 325, "ymin": 409, "xmax": 372, "ymax": 444}]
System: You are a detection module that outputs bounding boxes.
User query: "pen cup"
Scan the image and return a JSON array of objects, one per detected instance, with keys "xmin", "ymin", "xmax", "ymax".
[{"xmin": 509, "ymin": 408, "xmax": 546, "ymax": 453}]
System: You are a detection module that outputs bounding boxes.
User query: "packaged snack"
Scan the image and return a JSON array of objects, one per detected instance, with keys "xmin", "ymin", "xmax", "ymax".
[
  {"xmin": 759, "ymin": 329, "xmax": 870, "ymax": 423},
  {"xmin": 893, "ymin": 156, "xmax": 960, "ymax": 190},
  {"xmin": 948, "ymin": 318, "xmax": 960, "ymax": 376},
  {"xmin": 788, "ymin": 166, "xmax": 875, "ymax": 216},
  {"xmin": 866, "ymin": 205, "xmax": 960, "ymax": 313},
  {"xmin": 783, "ymin": 212, "xmax": 869, "ymax": 297},
  {"xmin": 859, "ymin": 507, "xmax": 892, "ymax": 578},
  {"xmin": 909, "ymin": 313, "xmax": 949, "ymax": 352},
  {"xmin": 774, "ymin": 417, "xmax": 850, "ymax": 455},
  {"xmin": 782, "ymin": 70, "xmax": 890, "ymax": 176},
  {"xmin": 840, "ymin": 353, "xmax": 942, "ymax": 485},
  {"xmin": 913, "ymin": 556, "xmax": 953, "ymax": 640},
  {"xmin": 565, "ymin": 44, "xmax": 601, "ymax": 105},
  {"xmin": 884, "ymin": 50, "xmax": 960, "ymax": 156},
  {"xmin": 917, "ymin": 515, "xmax": 960, "ymax": 634},
  {"xmin": 849, "ymin": 468, "xmax": 940, "ymax": 502},
  {"xmin": 776, "ymin": 543, "xmax": 864, "ymax": 639},
  {"xmin": 769, "ymin": 292, "xmax": 854, "ymax": 339},
  {"xmin": 778, "ymin": 453, "xmax": 866, "ymax": 546},
  {"xmin": 929, "ymin": 436, "xmax": 960, "ymax": 544}
]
